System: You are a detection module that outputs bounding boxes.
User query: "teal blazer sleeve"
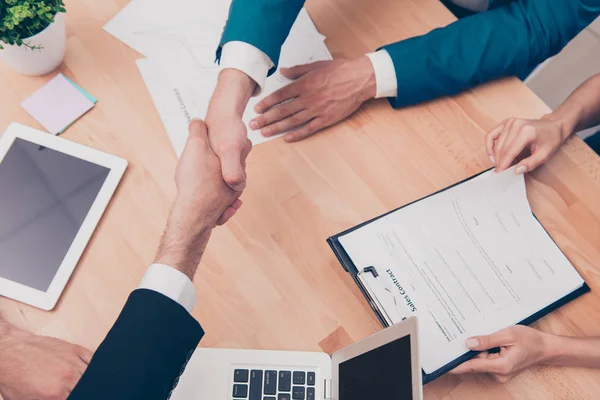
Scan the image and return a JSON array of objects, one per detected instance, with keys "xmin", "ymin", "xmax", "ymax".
[
  {"xmin": 217, "ymin": 0, "xmax": 305, "ymax": 76},
  {"xmin": 382, "ymin": 0, "xmax": 600, "ymax": 108}
]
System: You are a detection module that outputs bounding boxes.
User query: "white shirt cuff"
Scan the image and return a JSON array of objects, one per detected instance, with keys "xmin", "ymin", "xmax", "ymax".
[
  {"xmin": 138, "ymin": 264, "xmax": 197, "ymax": 313},
  {"xmin": 220, "ymin": 41, "xmax": 274, "ymax": 96},
  {"xmin": 366, "ymin": 50, "xmax": 398, "ymax": 99}
]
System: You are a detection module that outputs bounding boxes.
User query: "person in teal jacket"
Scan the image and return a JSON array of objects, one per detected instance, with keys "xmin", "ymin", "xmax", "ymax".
[{"xmin": 204, "ymin": 0, "xmax": 600, "ymax": 194}]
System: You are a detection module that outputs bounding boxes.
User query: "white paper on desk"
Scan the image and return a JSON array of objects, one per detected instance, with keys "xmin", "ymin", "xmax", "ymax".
[
  {"xmin": 338, "ymin": 169, "xmax": 585, "ymax": 374},
  {"xmin": 122, "ymin": 5, "xmax": 332, "ymax": 154},
  {"xmin": 136, "ymin": 58, "xmax": 204, "ymax": 156},
  {"xmin": 105, "ymin": 0, "xmax": 324, "ymax": 64},
  {"xmin": 104, "ymin": 0, "xmax": 230, "ymax": 60}
]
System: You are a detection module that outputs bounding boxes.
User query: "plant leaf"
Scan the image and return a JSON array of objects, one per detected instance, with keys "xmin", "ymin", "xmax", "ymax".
[{"xmin": 0, "ymin": 0, "xmax": 65, "ymax": 47}]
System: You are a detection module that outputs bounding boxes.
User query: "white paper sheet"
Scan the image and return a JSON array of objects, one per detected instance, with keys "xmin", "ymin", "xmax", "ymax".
[
  {"xmin": 136, "ymin": 59, "xmax": 202, "ymax": 156},
  {"xmin": 104, "ymin": 0, "xmax": 230, "ymax": 60},
  {"xmin": 339, "ymin": 169, "xmax": 585, "ymax": 374},
  {"xmin": 106, "ymin": 1, "xmax": 332, "ymax": 155}
]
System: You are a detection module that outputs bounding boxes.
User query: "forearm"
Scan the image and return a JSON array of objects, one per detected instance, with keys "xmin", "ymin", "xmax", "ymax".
[
  {"xmin": 0, "ymin": 318, "xmax": 10, "ymax": 338},
  {"xmin": 0, "ymin": 318, "xmax": 18, "ymax": 351},
  {"xmin": 206, "ymin": 69, "xmax": 255, "ymax": 120},
  {"xmin": 0, "ymin": 319, "xmax": 18, "ymax": 392},
  {"xmin": 154, "ymin": 198, "xmax": 213, "ymax": 280},
  {"xmin": 70, "ymin": 286, "xmax": 204, "ymax": 399},
  {"xmin": 383, "ymin": 0, "xmax": 600, "ymax": 108},
  {"xmin": 544, "ymin": 74, "xmax": 600, "ymax": 139},
  {"xmin": 0, "ymin": 318, "xmax": 13, "ymax": 359},
  {"xmin": 544, "ymin": 333, "xmax": 600, "ymax": 369}
]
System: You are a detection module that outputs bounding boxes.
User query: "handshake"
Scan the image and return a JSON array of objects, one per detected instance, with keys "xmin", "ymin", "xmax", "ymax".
[
  {"xmin": 0, "ymin": 119, "xmax": 245, "ymax": 400},
  {"xmin": 174, "ymin": 118, "xmax": 248, "ymax": 228},
  {"xmin": 0, "ymin": 70, "xmax": 260, "ymax": 400},
  {"xmin": 152, "ymin": 118, "xmax": 252, "ymax": 280}
]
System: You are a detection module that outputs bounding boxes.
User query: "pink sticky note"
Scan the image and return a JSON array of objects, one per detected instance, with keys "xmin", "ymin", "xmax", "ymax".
[{"xmin": 21, "ymin": 73, "xmax": 95, "ymax": 135}]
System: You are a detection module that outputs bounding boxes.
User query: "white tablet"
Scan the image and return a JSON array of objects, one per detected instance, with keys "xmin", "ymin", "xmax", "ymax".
[{"xmin": 0, "ymin": 123, "xmax": 127, "ymax": 310}]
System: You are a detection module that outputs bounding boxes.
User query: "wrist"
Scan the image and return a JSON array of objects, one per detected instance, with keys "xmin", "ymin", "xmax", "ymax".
[
  {"xmin": 0, "ymin": 322, "xmax": 23, "ymax": 378},
  {"xmin": 542, "ymin": 113, "xmax": 577, "ymax": 142},
  {"xmin": 154, "ymin": 199, "xmax": 213, "ymax": 279},
  {"xmin": 0, "ymin": 319, "xmax": 11, "ymax": 338},
  {"xmin": 207, "ymin": 69, "xmax": 256, "ymax": 119},
  {"xmin": 355, "ymin": 56, "xmax": 377, "ymax": 102},
  {"xmin": 539, "ymin": 332, "xmax": 568, "ymax": 365},
  {"xmin": 0, "ymin": 319, "xmax": 17, "ymax": 348},
  {"xmin": 0, "ymin": 322, "xmax": 11, "ymax": 365},
  {"xmin": 0, "ymin": 323, "xmax": 9, "ymax": 385},
  {"xmin": 154, "ymin": 230, "xmax": 210, "ymax": 280},
  {"xmin": 172, "ymin": 196, "xmax": 215, "ymax": 230}
]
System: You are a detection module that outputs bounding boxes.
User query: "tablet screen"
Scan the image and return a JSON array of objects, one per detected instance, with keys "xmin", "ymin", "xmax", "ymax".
[
  {"xmin": 338, "ymin": 334, "xmax": 413, "ymax": 399},
  {"xmin": 0, "ymin": 138, "xmax": 110, "ymax": 292}
]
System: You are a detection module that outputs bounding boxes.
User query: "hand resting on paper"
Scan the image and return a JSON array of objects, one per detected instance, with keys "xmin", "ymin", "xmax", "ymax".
[
  {"xmin": 486, "ymin": 117, "xmax": 569, "ymax": 175},
  {"xmin": 249, "ymin": 57, "xmax": 377, "ymax": 142},
  {"xmin": 487, "ymin": 73, "xmax": 600, "ymax": 175},
  {"xmin": 450, "ymin": 325, "xmax": 551, "ymax": 382},
  {"xmin": 451, "ymin": 325, "xmax": 600, "ymax": 382}
]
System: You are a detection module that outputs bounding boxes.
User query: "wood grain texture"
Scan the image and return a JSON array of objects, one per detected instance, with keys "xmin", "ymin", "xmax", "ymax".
[{"xmin": 1, "ymin": 0, "xmax": 600, "ymax": 398}]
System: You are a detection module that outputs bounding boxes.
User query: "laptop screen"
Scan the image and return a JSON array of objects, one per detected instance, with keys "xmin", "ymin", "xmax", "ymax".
[{"xmin": 338, "ymin": 334, "xmax": 413, "ymax": 399}]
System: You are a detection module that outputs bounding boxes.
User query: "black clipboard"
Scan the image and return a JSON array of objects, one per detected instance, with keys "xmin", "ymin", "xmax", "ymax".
[{"xmin": 326, "ymin": 169, "xmax": 590, "ymax": 384}]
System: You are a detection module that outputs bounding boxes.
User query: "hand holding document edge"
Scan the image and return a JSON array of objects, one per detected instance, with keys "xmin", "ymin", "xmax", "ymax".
[{"xmin": 329, "ymin": 168, "xmax": 587, "ymax": 379}]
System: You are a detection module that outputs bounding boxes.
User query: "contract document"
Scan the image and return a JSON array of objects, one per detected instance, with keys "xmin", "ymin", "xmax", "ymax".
[
  {"xmin": 105, "ymin": 0, "xmax": 332, "ymax": 156},
  {"xmin": 328, "ymin": 169, "xmax": 588, "ymax": 381}
]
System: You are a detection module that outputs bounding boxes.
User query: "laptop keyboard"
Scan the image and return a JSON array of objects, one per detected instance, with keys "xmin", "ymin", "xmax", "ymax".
[{"xmin": 232, "ymin": 369, "xmax": 316, "ymax": 400}]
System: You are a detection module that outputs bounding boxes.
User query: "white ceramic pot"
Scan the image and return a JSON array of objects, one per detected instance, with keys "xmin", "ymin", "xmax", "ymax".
[{"xmin": 1, "ymin": 13, "xmax": 66, "ymax": 76}]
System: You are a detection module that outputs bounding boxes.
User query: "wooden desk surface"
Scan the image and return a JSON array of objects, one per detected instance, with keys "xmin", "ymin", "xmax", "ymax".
[{"xmin": 2, "ymin": 0, "xmax": 600, "ymax": 398}]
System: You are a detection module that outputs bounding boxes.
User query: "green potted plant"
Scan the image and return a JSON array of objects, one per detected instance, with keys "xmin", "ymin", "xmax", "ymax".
[{"xmin": 0, "ymin": 0, "xmax": 67, "ymax": 76}]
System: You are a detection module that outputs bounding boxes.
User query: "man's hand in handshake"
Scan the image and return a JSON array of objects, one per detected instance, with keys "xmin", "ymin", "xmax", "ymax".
[
  {"xmin": 205, "ymin": 69, "xmax": 255, "ymax": 193},
  {"xmin": 156, "ymin": 119, "xmax": 242, "ymax": 279}
]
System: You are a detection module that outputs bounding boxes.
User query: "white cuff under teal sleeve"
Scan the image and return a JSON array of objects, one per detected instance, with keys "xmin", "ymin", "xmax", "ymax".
[
  {"xmin": 366, "ymin": 50, "xmax": 398, "ymax": 99},
  {"xmin": 220, "ymin": 41, "xmax": 274, "ymax": 96}
]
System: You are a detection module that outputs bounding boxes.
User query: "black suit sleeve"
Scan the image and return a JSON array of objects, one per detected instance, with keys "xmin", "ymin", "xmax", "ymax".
[{"xmin": 69, "ymin": 289, "xmax": 204, "ymax": 400}]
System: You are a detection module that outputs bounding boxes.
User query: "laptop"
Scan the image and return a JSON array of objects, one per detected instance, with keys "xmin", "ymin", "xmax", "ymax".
[{"xmin": 171, "ymin": 316, "xmax": 422, "ymax": 400}]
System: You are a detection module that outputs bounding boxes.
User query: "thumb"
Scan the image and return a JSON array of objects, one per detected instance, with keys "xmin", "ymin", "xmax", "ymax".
[
  {"xmin": 450, "ymin": 352, "xmax": 508, "ymax": 375},
  {"xmin": 281, "ymin": 61, "xmax": 326, "ymax": 79},
  {"xmin": 495, "ymin": 130, "xmax": 536, "ymax": 173},
  {"xmin": 188, "ymin": 119, "xmax": 209, "ymax": 144},
  {"xmin": 513, "ymin": 148, "xmax": 553, "ymax": 175},
  {"xmin": 219, "ymin": 144, "xmax": 247, "ymax": 191},
  {"xmin": 466, "ymin": 328, "xmax": 515, "ymax": 351},
  {"xmin": 76, "ymin": 345, "xmax": 93, "ymax": 365}
]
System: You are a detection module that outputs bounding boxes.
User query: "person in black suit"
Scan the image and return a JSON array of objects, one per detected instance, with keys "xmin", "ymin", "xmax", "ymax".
[
  {"xmin": 0, "ymin": 119, "xmax": 240, "ymax": 400},
  {"xmin": 66, "ymin": 119, "xmax": 242, "ymax": 399}
]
